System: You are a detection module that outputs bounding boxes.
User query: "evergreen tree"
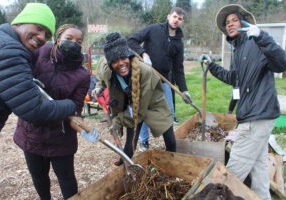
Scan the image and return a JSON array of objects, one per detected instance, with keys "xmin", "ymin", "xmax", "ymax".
[
  {"xmin": 46, "ymin": 0, "xmax": 84, "ymax": 28},
  {"xmin": 143, "ymin": 0, "xmax": 172, "ymax": 24},
  {"xmin": 176, "ymin": 0, "xmax": 191, "ymax": 13},
  {"xmin": 248, "ymin": 0, "xmax": 283, "ymax": 19},
  {"xmin": 0, "ymin": 7, "xmax": 7, "ymax": 24},
  {"xmin": 10, "ymin": 0, "xmax": 84, "ymax": 29},
  {"xmin": 102, "ymin": 0, "xmax": 144, "ymax": 18}
]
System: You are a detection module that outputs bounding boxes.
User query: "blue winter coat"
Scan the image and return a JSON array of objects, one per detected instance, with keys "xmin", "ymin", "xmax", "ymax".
[{"xmin": 0, "ymin": 24, "xmax": 76, "ymax": 130}]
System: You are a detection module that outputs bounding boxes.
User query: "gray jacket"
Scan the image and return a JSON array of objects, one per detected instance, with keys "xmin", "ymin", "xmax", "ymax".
[{"xmin": 209, "ymin": 31, "xmax": 286, "ymax": 122}]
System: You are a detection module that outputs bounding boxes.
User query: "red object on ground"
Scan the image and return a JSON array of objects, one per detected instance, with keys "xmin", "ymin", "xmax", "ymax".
[
  {"xmin": 84, "ymin": 94, "xmax": 91, "ymax": 102},
  {"xmin": 95, "ymin": 88, "xmax": 110, "ymax": 114}
]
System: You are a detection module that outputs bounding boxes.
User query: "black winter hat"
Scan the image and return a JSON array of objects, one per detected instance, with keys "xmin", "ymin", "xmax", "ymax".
[{"xmin": 104, "ymin": 32, "xmax": 134, "ymax": 65}]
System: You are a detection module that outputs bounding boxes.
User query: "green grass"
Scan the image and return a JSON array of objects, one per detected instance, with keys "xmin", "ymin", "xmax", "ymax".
[
  {"xmin": 175, "ymin": 62, "xmax": 232, "ymax": 123},
  {"xmin": 276, "ymin": 78, "xmax": 286, "ymax": 95},
  {"xmin": 175, "ymin": 62, "xmax": 286, "ymax": 125}
]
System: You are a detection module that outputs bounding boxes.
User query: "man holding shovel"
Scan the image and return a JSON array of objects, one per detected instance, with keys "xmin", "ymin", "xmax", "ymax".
[
  {"xmin": 199, "ymin": 4, "xmax": 286, "ymax": 200},
  {"xmin": 128, "ymin": 7, "xmax": 191, "ymax": 151},
  {"xmin": 0, "ymin": 3, "xmax": 76, "ymax": 131},
  {"xmin": 95, "ymin": 32, "xmax": 176, "ymax": 166}
]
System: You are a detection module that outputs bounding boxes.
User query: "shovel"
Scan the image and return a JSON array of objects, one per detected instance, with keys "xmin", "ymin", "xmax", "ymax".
[
  {"xmin": 93, "ymin": 89, "xmax": 144, "ymax": 181},
  {"xmin": 175, "ymin": 61, "xmax": 228, "ymax": 164},
  {"xmin": 33, "ymin": 79, "xmax": 145, "ymax": 179},
  {"xmin": 129, "ymin": 49, "xmax": 202, "ymax": 118},
  {"xmin": 75, "ymin": 124, "xmax": 145, "ymax": 181}
]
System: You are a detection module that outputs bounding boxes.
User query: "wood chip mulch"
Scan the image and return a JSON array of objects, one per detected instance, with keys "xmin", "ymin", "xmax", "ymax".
[{"xmin": 0, "ymin": 113, "xmax": 166, "ymax": 200}]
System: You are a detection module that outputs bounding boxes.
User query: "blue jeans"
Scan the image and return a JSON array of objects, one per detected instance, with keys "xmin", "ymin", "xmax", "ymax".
[{"xmin": 139, "ymin": 83, "xmax": 174, "ymax": 143}]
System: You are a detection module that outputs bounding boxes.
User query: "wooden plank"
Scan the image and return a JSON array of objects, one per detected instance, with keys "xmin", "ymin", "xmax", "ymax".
[
  {"xmin": 149, "ymin": 150, "xmax": 214, "ymax": 182},
  {"xmin": 269, "ymin": 153, "xmax": 285, "ymax": 198},
  {"xmin": 175, "ymin": 113, "xmax": 200, "ymax": 139},
  {"xmin": 70, "ymin": 166, "xmax": 125, "ymax": 200},
  {"xmin": 175, "ymin": 112, "xmax": 237, "ymax": 139},
  {"xmin": 70, "ymin": 151, "xmax": 151, "ymax": 200},
  {"xmin": 176, "ymin": 139, "xmax": 225, "ymax": 164},
  {"xmin": 183, "ymin": 160, "xmax": 216, "ymax": 199},
  {"xmin": 70, "ymin": 150, "xmax": 214, "ymax": 200},
  {"xmin": 271, "ymin": 181, "xmax": 286, "ymax": 198},
  {"xmin": 185, "ymin": 163, "xmax": 261, "ymax": 200}
]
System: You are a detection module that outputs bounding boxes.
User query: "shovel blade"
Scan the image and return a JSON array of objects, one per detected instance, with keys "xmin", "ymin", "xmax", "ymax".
[{"xmin": 176, "ymin": 139, "xmax": 226, "ymax": 164}]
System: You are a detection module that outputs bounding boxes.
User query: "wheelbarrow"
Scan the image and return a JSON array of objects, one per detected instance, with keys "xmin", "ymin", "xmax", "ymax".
[{"xmin": 175, "ymin": 61, "xmax": 237, "ymax": 164}]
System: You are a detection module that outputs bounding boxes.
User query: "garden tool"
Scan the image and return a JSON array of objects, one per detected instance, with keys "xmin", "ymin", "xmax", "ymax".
[
  {"xmin": 174, "ymin": 58, "xmax": 235, "ymax": 164},
  {"xmin": 94, "ymin": 88, "xmax": 124, "ymax": 150},
  {"xmin": 94, "ymin": 88, "xmax": 142, "ymax": 182},
  {"xmin": 200, "ymin": 60, "xmax": 208, "ymax": 140},
  {"xmin": 34, "ymin": 79, "xmax": 144, "ymax": 181},
  {"xmin": 129, "ymin": 49, "xmax": 202, "ymax": 119}
]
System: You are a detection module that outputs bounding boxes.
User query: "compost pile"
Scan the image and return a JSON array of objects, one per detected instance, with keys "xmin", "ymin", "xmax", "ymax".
[
  {"xmin": 120, "ymin": 164, "xmax": 192, "ymax": 200},
  {"xmin": 188, "ymin": 183, "xmax": 245, "ymax": 200},
  {"xmin": 186, "ymin": 125, "xmax": 229, "ymax": 142}
]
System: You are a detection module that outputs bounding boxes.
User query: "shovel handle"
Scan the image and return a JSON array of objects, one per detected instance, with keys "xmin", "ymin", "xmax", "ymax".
[
  {"xmin": 200, "ymin": 62, "xmax": 209, "ymax": 141},
  {"xmin": 101, "ymin": 139, "xmax": 135, "ymax": 166},
  {"xmin": 130, "ymin": 49, "xmax": 202, "ymax": 118},
  {"xmin": 35, "ymin": 84, "xmax": 92, "ymax": 133}
]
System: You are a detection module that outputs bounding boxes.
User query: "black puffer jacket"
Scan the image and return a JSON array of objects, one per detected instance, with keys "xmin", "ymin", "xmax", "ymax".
[
  {"xmin": 0, "ymin": 24, "xmax": 76, "ymax": 130},
  {"xmin": 209, "ymin": 31, "xmax": 286, "ymax": 122},
  {"xmin": 128, "ymin": 22, "xmax": 187, "ymax": 92}
]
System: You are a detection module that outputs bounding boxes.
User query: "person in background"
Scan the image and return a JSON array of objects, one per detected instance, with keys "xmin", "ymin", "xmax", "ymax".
[
  {"xmin": 94, "ymin": 32, "xmax": 176, "ymax": 166},
  {"xmin": 14, "ymin": 24, "xmax": 90, "ymax": 200},
  {"xmin": 199, "ymin": 4, "xmax": 286, "ymax": 200},
  {"xmin": 128, "ymin": 7, "xmax": 191, "ymax": 151},
  {"xmin": 0, "ymin": 3, "xmax": 76, "ymax": 131}
]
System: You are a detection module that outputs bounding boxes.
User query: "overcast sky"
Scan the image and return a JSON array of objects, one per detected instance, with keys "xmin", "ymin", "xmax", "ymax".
[
  {"xmin": 0, "ymin": 0, "xmax": 15, "ymax": 8},
  {"xmin": 0, "ymin": 0, "xmax": 205, "ymax": 8},
  {"xmin": 0, "ymin": 0, "xmax": 205, "ymax": 5}
]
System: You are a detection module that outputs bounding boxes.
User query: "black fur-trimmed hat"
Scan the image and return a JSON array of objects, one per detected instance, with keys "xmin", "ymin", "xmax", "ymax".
[{"xmin": 104, "ymin": 32, "xmax": 134, "ymax": 65}]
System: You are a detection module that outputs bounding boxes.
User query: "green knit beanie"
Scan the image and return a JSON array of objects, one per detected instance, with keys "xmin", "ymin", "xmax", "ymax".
[{"xmin": 11, "ymin": 3, "xmax": 56, "ymax": 35}]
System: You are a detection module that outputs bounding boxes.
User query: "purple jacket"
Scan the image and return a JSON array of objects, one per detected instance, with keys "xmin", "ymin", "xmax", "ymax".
[{"xmin": 14, "ymin": 44, "xmax": 90, "ymax": 157}]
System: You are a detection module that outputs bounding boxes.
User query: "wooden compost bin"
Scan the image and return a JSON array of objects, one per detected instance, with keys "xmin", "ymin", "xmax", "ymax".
[
  {"xmin": 70, "ymin": 150, "xmax": 214, "ymax": 200},
  {"xmin": 183, "ymin": 162, "xmax": 261, "ymax": 200},
  {"xmin": 175, "ymin": 112, "xmax": 237, "ymax": 164},
  {"xmin": 70, "ymin": 150, "xmax": 260, "ymax": 200}
]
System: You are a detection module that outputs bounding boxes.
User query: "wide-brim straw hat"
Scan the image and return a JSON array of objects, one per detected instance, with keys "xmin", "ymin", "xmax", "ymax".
[{"xmin": 216, "ymin": 4, "xmax": 256, "ymax": 35}]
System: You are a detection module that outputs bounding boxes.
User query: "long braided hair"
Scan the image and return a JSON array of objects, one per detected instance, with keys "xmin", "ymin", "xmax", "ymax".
[
  {"xmin": 130, "ymin": 57, "xmax": 141, "ymax": 150},
  {"xmin": 50, "ymin": 24, "xmax": 81, "ymax": 61}
]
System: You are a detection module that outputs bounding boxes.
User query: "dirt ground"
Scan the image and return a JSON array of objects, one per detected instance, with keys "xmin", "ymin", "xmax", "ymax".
[
  {"xmin": 0, "ymin": 112, "xmax": 166, "ymax": 200},
  {"xmin": 0, "ymin": 61, "xmax": 192, "ymax": 200}
]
